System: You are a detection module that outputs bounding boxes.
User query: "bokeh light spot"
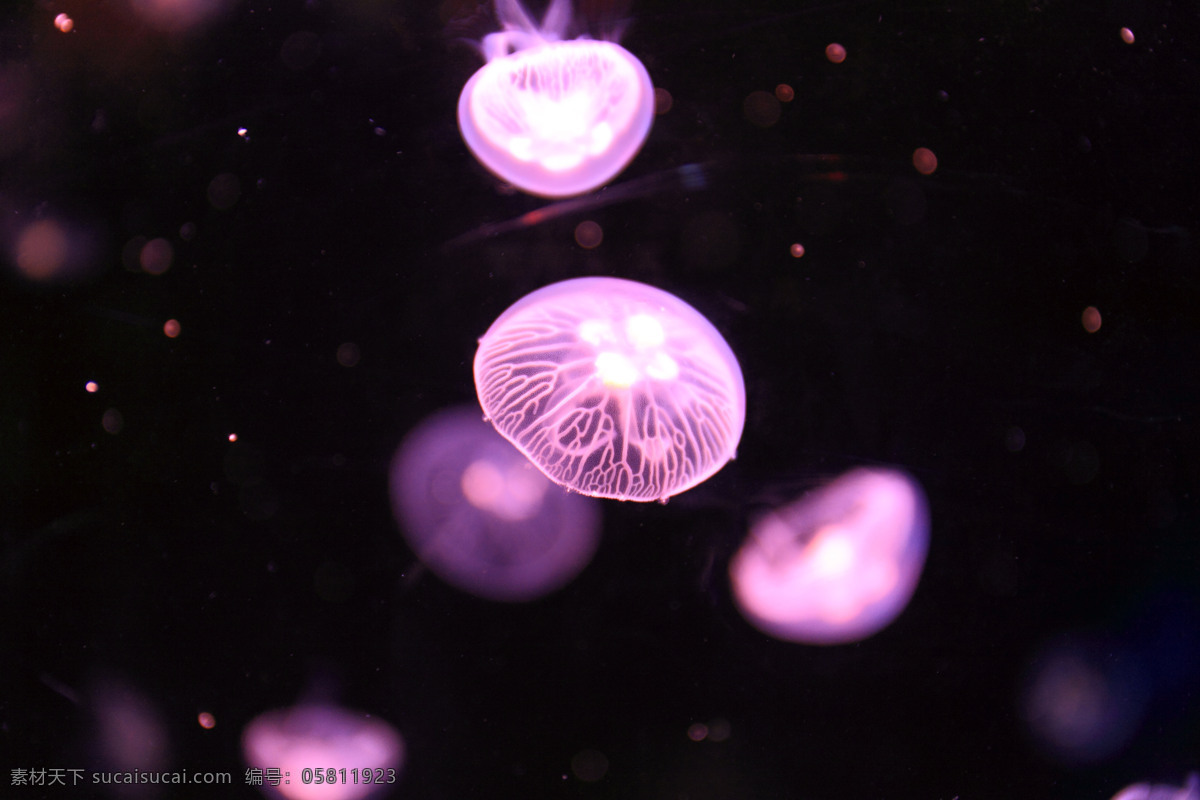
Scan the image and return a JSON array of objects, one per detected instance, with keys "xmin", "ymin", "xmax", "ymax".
[
  {"xmin": 85, "ymin": 381, "xmax": 99, "ymax": 393},
  {"xmin": 574, "ymin": 220, "xmax": 603, "ymax": 249},
  {"xmin": 54, "ymin": 13, "xmax": 74, "ymax": 33},
  {"xmin": 102, "ymin": 408, "xmax": 124, "ymax": 435},
  {"xmin": 825, "ymin": 43, "xmax": 847, "ymax": 63},
  {"xmin": 336, "ymin": 342, "xmax": 361, "ymax": 367},
  {"xmin": 1082, "ymin": 305, "xmax": 1102, "ymax": 333},
  {"xmin": 1021, "ymin": 637, "xmax": 1148, "ymax": 765},
  {"xmin": 654, "ymin": 87, "xmax": 673, "ymax": 115},
  {"xmin": 163, "ymin": 318, "xmax": 181, "ymax": 338},
  {"xmin": 912, "ymin": 147, "xmax": 938, "ymax": 175},
  {"xmin": 789, "ymin": 243, "xmax": 805, "ymax": 258},
  {"xmin": 1120, "ymin": 27, "xmax": 1135, "ymax": 45},
  {"xmin": 207, "ymin": 173, "xmax": 241, "ymax": 210},
  {"xmin": 775, "ymin": 83, "xmax": 794, "ymax": 102},
  {"xmin": 15, "ymin": 220, "xmax": 70, "ymax": 281},
  {"xmin": 743, "ymin": 90, "xmax": 781, "ymax": 128},
  {"xmin": 139, "ymin": 237, "xmax": 174, "ymax": 275},
  {"xmin": 198, "ymin": 711, "xmax": 216, "ymax": 729}
]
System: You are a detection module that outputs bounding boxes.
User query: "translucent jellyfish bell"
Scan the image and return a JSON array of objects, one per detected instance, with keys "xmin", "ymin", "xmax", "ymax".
[
  {"xmin": 390, "ymin": 406, "xmax": 601, "ymax": 601},
  {"xmin": 1111, "ymin": 774, "xmax": 1200, "ymax": 800},
  {"xmin": 730, "ymin": 469, "xmax": 929, "ymax": 645},
  {"xmin": 242, "ymin": 704, "xmax": 404, "ymax": 800},
  {"xmin": 457, "ymin": 0, "xmax": 655, "ymax": 198},
  {"xmin": 474, "ymin": 277, "xmax": 745, "ymax": 502}
]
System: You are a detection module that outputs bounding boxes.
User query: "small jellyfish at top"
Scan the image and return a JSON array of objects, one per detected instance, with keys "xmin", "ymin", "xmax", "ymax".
[
  {"xmin": 474, "ymin": 277, "xmax": 745, "ymax": 502},
  {"xmin": 457, "ymin": 0, "xmax": 655, "ymax": 198},
  {"xmin": 729, "ymin": 468, "xmax": 929, "ymax": 645}
]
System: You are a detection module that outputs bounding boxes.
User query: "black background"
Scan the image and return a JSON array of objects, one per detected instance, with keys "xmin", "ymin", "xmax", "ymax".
[{"xmin": 2, "ymin": 0, "xmax": 1198, "ymax": 798}]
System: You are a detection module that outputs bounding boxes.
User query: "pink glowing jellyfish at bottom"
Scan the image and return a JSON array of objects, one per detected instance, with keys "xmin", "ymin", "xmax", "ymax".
[
  {"xmin": 729, "ymin": 468, "xmax": 929, "ymax": 645},
  {"xmin": 1111, "ymin": 774, "xmax": 1199, "ymax": 800},
  {"xmin": 242, "ymin": 705, "xmax": 404, "ymax": 800}
]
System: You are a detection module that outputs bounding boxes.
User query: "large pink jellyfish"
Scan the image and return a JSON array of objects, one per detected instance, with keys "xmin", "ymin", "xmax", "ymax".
[
  {"xmin": 457, "ymin": 0, "xmax": 655, "ymax": 197},
  {"xmin": 729, "ymin": 468, "xmax": 929, "ymax": 644},
  {"xmin": 242, "ymin": 704, "xmax": 404, "ymax": 800},
  {"xmin": 474, "ymin": 277, "xmax": 745, "ymax": 502},
  {"xmin": 390, "ymin": 406, "xmax": 601, "ymax": 601}
]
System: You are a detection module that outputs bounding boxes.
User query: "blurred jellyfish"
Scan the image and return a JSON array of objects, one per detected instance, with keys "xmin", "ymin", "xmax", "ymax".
[
  {"xmin": 474, "ymin": 277, "xmax": 745, "ymax": 502},
  {"xmin": 1111, "ymin": 774, "xmax": 1199, "ymax": 800},
  {"xmin": 729, "ymin": 469, "xmax": 929, "ymax": 645},
  {"xmin": 457, "ymin": 0, "xmax": 655, "ymax": 197},
  {"xmin": 242, "ymin": 704, "xmax": 404, "ymax": 800},
  {"xmin": 1020, "ymin": 635, "xmax": 1149, "ymax": 765},
  {"xmin": 390, "ymin": 406, "xmax": 601, "ymax": 600},
  {"xmin": 84, "ymin": 674, "xmax": 172, "ymax": 798}
]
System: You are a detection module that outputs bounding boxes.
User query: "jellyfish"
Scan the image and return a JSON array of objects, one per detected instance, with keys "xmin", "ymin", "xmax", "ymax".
[
  {"xmin": 1111, "ymin": 774, "xmax": 1200, "ymax": 800},
  {"xmin": 729, "ymin": 468, "xmax": 929, "ymax": 645},
  {"xmin": 457, "ymin": 0, "xmax": 655, "ymax": 198},
  {"xmin": 242, "ymin": 704, "xmax": 404, "ymax": 800},
  {"xmin": 390, "ymin": 405, "xmax": 601, "ymax": 601},
  {"xmin": 474, "ymin": 277, "xmax": 745, "ymax": 502},
  {"xmin": 1020, "ymin": 634, "xmax": 1149, "ymax": 765}
]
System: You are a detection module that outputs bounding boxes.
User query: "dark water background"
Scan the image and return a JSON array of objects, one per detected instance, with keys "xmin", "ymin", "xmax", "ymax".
[{"xmin": 2, "ymin": 1, "xmax": 1198, "ymax": 798}]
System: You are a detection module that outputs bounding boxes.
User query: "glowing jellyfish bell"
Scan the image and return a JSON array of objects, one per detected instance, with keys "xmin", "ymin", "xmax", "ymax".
[
  {"xmin": 474, "ymin": 277, "xmax": 745, "ymax": 502},
  {"xmin": 390, "ymin": 406, "xmax": 601, "ymax": 601},
  {"xmin": 730, "ymin": 469, "xmax": 929, "ymax": 645},
  {"xmin": 1110, "ymin": 774, "xmax": 1199, "ymax": 800},
  {"xmin": 457, "ymin": 0, "xmax": 655, "ymax": 197},
  {"xmin": 243, "ymin": 704, "xmax": 404, "ymax": 800}
]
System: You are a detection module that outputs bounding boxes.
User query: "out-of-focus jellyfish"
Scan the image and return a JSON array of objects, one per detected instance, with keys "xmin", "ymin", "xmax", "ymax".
[
  {"xmin": 457, "ymin": 0, "xmax": 655, "ymax": 197},
  {"xmin": 82, "ymin": 674, "xmax": 171, "ymax": 797},
  {"xmin": 242, "ymin": 704, "xmax": 404, "ymax": 800},
  {"xmin": 1020, "ymin": 635, "xmax": 1149, "ymax": 765},
  {"xmin": 729, "ymin": 469, "xmax": 929, "ymax": 645},
  {"xmin": 390, "ymin": 406, "xmax": 601, "ymax": 600},
  {"xmin": 1111, "ymin": 774, "xmax": 1199, "ymax": 800},
  {"xmin": 474, "ymin": 277, "xmax": 745, "ymax": 502}
]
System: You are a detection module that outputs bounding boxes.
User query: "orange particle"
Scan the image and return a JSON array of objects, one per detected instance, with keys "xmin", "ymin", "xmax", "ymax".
[
  {"xmin": 1081, "ymin": 306, "xmax": 1102, "ymax": 333},
  {"xmin": 653, "ymin": 87, "xmax": 673, "ymax": 115},
  {"xmin": 912, "ymin": 147, "xmax": 938, "ymax": 175},
  {"xmin": 197, "ymin": 712, "xmax": 216, "ymax": 729},
  {"xmin": 228, "ymin": 433, "xmax": 238, "ymax": 442},
  {"xmin": 1120, "ymin": 27, "xmax": 1135, "ymax": 44},
  {"xmin": 775, "ymin": 84, "xmax": 795, "ymax": 102},
  {"xmin": 825, "ymin": 43, "xmax": 846, "ymax": 64},
  {"xmin": 54, "ymin": 13, "xmax": 74, "ymax": 33},
  {"xmin": 163, "ymin": 319, "xmax": 181, "ymax": 338},
  {"xmin": 789, "ymin": 243, "xmax": 805, "ymax": 258}
]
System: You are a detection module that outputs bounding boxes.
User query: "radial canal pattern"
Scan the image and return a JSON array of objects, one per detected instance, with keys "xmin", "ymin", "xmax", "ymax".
[{"xmin": 474, "ymin": 277, "xmax": 745, "ymax": 502}]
